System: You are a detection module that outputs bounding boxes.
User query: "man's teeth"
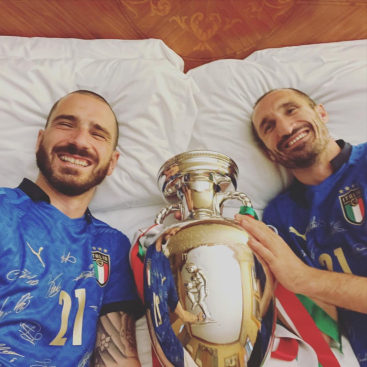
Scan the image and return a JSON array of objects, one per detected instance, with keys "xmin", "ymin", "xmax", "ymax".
[
  {"xmin": 60, "ymin": 155, "xmax": 88, "ymax": 167},
  {"xmin": 288, "ymin": 132, "xmax": 307, "ymax": 147}
]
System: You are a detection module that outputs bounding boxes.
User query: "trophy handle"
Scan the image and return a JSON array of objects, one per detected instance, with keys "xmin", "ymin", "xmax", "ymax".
[
  {"xmin": 215, "ymin": 191, "xmax": 253, "ymax": 215},
  {"xmin": 155, "ymin": 203, "xmax": 183, "ymax": 225}
]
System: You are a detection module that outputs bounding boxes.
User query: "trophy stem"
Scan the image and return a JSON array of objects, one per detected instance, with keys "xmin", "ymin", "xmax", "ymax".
[{"xmin": 176, "ymin": 173, "xmax": 225, "ymax": 220}]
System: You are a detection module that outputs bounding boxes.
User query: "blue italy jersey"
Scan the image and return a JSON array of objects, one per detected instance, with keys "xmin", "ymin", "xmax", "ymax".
[
  {"xmin": 0, "ymin": 180, "xmax": 139, "ymax": 367},
  {"xmin": 263, "ymin": 142, "xmax": 367, "ymax": 365}
]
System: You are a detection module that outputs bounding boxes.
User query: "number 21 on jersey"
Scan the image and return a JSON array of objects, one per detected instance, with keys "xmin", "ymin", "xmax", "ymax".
[
  {"xmin": 50, "ymin": 288, "xmax": 86, "ymax": 346},
  {"xmin": 319, "ymin": 247, "xmax": 352, "ymax": 274}
]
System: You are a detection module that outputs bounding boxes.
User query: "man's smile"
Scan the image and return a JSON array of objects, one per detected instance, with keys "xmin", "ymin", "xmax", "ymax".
[
  {"xmin": 59, "ymin": 154, "xmax": 91, "ymax": 167},
  {"xmin": 278, "ymin": 127, "xmax": 311, "ymax": 152},
  {"xmin": 285, "ymin": 131, "xmax": 309, "ymax": 148}
]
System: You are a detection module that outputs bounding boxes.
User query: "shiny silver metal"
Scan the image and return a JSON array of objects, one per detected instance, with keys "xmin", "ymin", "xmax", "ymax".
[{"xmin": 144, "ymin": 150, "xmax": 275, "ymax": 367}]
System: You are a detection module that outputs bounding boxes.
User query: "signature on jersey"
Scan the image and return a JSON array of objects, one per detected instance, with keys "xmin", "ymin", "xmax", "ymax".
[
  {"xmin": 30, "ymin": 359, "xmax": 56, "ymax": 367},
  {"xmin": 45, "ymin": 274, "xmax": 63, "ymax": 298},
  {"xmin": 19, "ymin": 321, "xmax": 42, "ymax": 346},
  {"xmin": 0, "ymin": 343, "xmax": 24, "ymax": 357},
  {"xmin": 74, "ymin": 264, "xmax": 95, "ymax": 282},
  {"xmin": 7, "ymin": 269, "xmax": 39, "ymax": 286},
  {"xmin": 0, "ymin": 298, "xmax": 11, "ymax": 320},
  {"xmin": 61, "ymin": 252, "xmax": 77, "ymax": 264},
  {"xmin": 14, "ymin": 293, "xmax": 33, "ymax": 314}
]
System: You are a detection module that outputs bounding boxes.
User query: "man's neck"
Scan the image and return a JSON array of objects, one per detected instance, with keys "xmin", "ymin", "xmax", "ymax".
[
  {"xmin": 291, "ymin": 140, "xmax": 342, "ymax": 186},
  {"xmin": 35, "ymin": 174, "xmax": 94, "ymax": 219}
]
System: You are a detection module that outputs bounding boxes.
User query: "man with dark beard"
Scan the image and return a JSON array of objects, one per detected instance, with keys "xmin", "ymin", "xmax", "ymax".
[
  {"xmin": 235, "ymin": 88, "xmax": 367, "ymax": 365},
  {"xmin": 0, "ymin": 91, "xmax": 143, "ymax": 367}
]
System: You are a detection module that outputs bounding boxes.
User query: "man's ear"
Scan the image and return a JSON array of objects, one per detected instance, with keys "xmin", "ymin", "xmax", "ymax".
[
  {"xmin": 107, "ymin": 151, "xmax": 120, "ymax": 176},
  {"xmin": 36, "ymin": 130, "xmax": 45, "ymax": 153},
  {"xmin": 315, "ymin": 104, "xmax": 329, "ymax": 124}
]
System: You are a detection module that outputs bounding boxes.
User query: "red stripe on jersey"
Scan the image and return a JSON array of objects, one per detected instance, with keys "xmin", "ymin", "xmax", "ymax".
[
  {"xmin": 104, "ymin": 263, "xmax": 109, "ymax": 283},
  {"xmin": 359, "ymin": 197, "xmax": 365, "ymax": 217}
]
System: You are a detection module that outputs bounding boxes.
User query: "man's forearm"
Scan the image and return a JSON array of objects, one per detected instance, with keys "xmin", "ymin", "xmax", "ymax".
[
  {"xmin": 93, "ymin": 311, "xmax": 141, "ymax": 367},
  {"xmin": 236, "ymin": 215, "xmax": 367, "ymax": 314},
  {"xmin": 298, "ymin": 266, "xmax": 367, "ymax": 313}
]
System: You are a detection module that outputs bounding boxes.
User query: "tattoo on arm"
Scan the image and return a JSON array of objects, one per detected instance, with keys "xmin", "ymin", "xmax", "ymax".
[{"xmin": 92, "ymin": 311, "xmax": 141, "ymax": 367}]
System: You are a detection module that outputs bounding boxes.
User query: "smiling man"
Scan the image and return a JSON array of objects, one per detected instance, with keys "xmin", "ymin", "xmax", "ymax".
[
  {"xmin": 236, "ymin": 88, "xmax": 367, "ymax": 365},
  {"xmin": 0, "ymin": 91, "xmax": 143, "ymax": 367}
]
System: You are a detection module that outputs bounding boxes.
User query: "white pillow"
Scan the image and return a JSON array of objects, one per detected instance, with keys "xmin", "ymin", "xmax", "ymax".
[
  {"xmin": 246, "ymin": 39, "xmax": 367, "ymax": 63},
  {"xmin": 0, "ymin": 57, "xmax": 199, "ymax": 211},
  {"xmin": 187, "ymin": 43, "xmax": 367, "ymax": 212},
  {"xmin": 0, "ymin": 36, "xmax": 184, "ymax": 70}
]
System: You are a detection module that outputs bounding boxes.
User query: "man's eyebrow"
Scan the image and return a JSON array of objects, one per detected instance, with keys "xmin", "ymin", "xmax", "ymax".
[
  {"xmin": 92, "ymin": 123, "xmax": 111, "ymax": 138},
  {"xmin": 51, "ymin": 114, "xmax": 79, "ymax": 124},
  {"xmin": 280, "ymin": 101, "xmax": 297, "ymax": 109},
  {"xmin": 258, "ymin": 101, "xmax": 298, "ymax": 132}
]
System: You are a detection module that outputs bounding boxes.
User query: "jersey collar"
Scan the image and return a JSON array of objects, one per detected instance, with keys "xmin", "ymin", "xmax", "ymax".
[
  {"xmin": 18, "ymin": 178, "xmax": 50, "ymax": 203},
  {"xmin": 18, "ymin": 178, "xmax": 92, "ymax": 217},
  {"xmin": 330, "ymin": 140, "xmax": 352, "ymax": 172},
  {"xmin": 289, "ymin": 140, "xmax": 352, "ymax": 207}
]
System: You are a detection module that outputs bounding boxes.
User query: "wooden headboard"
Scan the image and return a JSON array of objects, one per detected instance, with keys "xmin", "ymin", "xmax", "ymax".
[{"xmin": 1, "ymin": 0, "xmax": 366, "ymax": 71}]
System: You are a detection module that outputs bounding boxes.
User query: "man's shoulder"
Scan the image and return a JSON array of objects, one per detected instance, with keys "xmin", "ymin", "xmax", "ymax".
[
  {"xmin": 263, "ymin": 186, "xmax": 295, "ymax": 222},
  {"xmin": 89, "ymin": 215, "xmax": 129, "ymax": 242},
  {"xmin": 266, "ymin": 187, "xmax": 294, "ymax": 209},
  {"xmin": 0, "ymin": 186, "xmax": 28, "ymax": 204},
  {"xmin": 351, "ymin": 142, "xmax": 367, "ymax": 161}
]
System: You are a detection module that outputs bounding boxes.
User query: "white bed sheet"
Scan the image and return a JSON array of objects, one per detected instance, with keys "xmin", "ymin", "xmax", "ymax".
[
  {"xmin": 0, "ymin": 36, "xmax": 184, "ymax": 70},
  {"xmin": 246, "ymin": 39, "xmax": 367, "ymax": 63}
]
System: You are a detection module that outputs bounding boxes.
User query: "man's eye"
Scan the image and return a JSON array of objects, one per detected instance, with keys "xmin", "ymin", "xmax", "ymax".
[
  {"xmin": 264, "ymin": 122, "xmax": 274, "ymax": 134},
  {"xmin": 58, "ymin": 122, "xmax": 72, "ymax": 127},
  {"xmin": 287, "ymin": 107, "xmax": 297, "ymax": 114},
  {"xmin": 92, "ymin": 132, "xmax": 106, "ymax": 140}
]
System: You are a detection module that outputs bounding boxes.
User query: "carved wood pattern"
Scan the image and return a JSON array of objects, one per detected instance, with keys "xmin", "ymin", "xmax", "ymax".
[{"xmin": 0, "ymin": 0, "xmax": 366, "ymax": 71}]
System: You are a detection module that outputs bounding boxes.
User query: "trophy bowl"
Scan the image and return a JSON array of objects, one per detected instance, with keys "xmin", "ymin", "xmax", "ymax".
[{"xmin": 144, "ymin": 151, "xmax": 275, "ymax": 367}]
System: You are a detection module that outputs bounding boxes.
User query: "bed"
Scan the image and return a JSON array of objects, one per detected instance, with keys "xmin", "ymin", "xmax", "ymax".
[{"xmin": 0, "ymin": 1, "xmax": 366, "ymax": 366}]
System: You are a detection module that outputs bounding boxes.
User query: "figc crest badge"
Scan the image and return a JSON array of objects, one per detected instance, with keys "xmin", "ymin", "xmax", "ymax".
[
  {"xmin": 92, "ymin": 248, "xmax": 110, "ymax": 287},
  {"xmin": 339, "ymin": 186, "xmax": 365, "ymax": 225}
]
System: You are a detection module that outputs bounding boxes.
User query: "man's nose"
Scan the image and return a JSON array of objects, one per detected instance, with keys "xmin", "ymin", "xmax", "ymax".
[
  {"xmin": 276, "ymin": 117, "xmax": 295, "ymax": 137},
  {"xmin": 69, "ymin": 128, "xmax": 91, "ymax": 149}
]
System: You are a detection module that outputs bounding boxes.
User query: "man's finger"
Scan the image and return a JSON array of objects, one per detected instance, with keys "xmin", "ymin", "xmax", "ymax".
[
  {"xmin": 247, "ymin": 237, "xmax": 276, "ymax": 265},
  {"xmin": 238, "ymin": 215, "xmax": 278, "ymax": 244}
]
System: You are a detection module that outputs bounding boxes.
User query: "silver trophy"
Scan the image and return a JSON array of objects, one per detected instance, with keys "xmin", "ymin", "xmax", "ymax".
[{"xmin": 144, "ymin": 151, "xmax": 275, "ymax": 367}]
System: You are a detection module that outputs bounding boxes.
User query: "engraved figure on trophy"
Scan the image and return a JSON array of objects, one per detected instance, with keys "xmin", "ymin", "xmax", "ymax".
[{"xmin": 184, "ymin": 263, "xmax": 215, "ymax": 323}]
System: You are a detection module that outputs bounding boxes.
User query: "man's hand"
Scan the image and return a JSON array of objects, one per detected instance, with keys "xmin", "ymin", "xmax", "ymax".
[
  {"xmin": 235, "ymin": 214, "xmax": 311, "ymax": 294},
  {"xmin": 235, "ymin": 214, "xmax": 367, "ymax": 313}
]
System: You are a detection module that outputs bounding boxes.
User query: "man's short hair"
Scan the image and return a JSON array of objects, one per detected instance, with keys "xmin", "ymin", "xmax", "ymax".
[
  {"xmin": 251, "ymin": 88, "xmax": 317, "ymax": 150},
  {"xmin": 46, "ymin": 90, "xmax": 120, "ymax": 149}
]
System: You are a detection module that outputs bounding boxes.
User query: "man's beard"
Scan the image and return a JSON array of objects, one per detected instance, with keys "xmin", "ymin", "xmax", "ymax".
[
  {"xmin": 36, "ymin": 140, "xmax": 110, "ymax": 197},
  {"xmin": 270, "ymin": 119, "xmax": 330, "ymax": 169}
]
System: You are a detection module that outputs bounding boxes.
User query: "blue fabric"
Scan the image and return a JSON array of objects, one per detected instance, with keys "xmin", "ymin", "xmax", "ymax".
[
  {"xmin": 144, "ymin": 244, "xmax": 183, "ymax": 367},
  {"xmin": 0, "ymin": 187, "xmax": 138, "ymax": 366},
  {"xmin": 263, "ymin": 142, "xmax": 367, "ymax": 366}
]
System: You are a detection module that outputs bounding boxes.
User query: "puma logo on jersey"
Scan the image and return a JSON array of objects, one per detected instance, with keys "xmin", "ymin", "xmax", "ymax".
[
  {"xmin": 27, "ymin": 242, "xmax": 45, "ymax": 268},
  {"xmin": 289, "ymin": 227, "xmax": 306, "ymax": 241}
]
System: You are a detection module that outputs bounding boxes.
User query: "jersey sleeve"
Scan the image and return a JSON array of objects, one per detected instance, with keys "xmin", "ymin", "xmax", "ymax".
[{"xmin": 100, "ymin": 232, "xmax": 142, "ymax": 317}]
